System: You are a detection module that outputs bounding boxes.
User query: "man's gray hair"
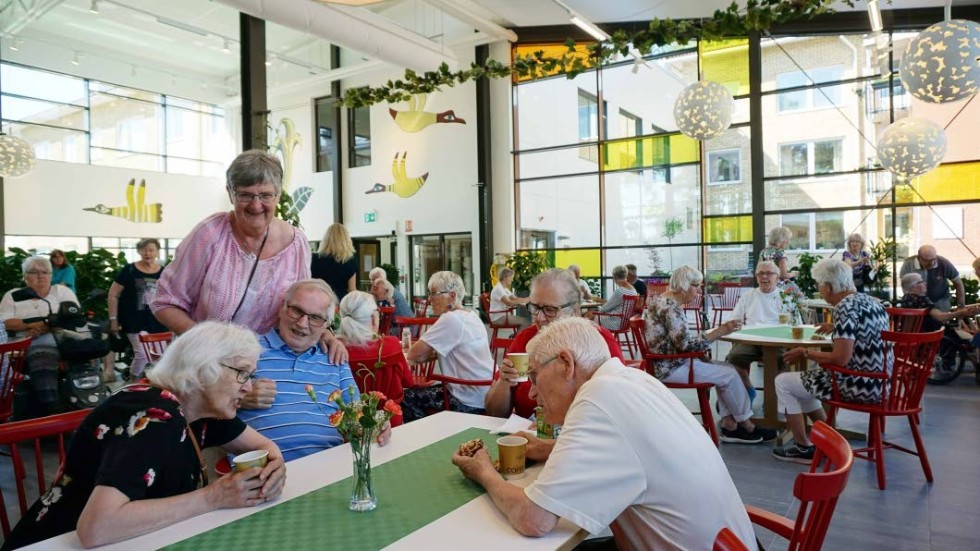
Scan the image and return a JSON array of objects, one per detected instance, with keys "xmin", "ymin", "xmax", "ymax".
[
  {"xmin": 498, "ymin": 267, "xmax": 515, "ymax": 281},
  {"xmin": 756, "ymin": 260, "xmax": 779, "ymax": 274},
  {"xmin": 901, "ymin": 273, "xmax": 924, "ymax": 293},
  {"xmin": 811, "ymin": 259, "xmax": 856, "ymax": 294},
  {"xmin": 428, "ymin": 271, "xmax": 466, "ymax": 307},
  {"xmin": 612, "ymin": 265, "xmax": 628, "ymax": 281},
  {"xmin": 530, "ymin": 268, "xmax": 581, "ymax": 313},
  {"xmin": 527, "ymin": 317, "xmax": 610, "ymax": 377},
  {"xmin": 768, "ymin": 226, "xmax": 792, "ymax": 247},
  {"xmin": 369, "ymin": 267, "xmax": 387, "ymax": 282},
  {"xmin": 22, "ymin": 255, "xmax": 51, "ymax": 275},
  {"xmin": 226, "ymin": 149, "xmax": 284, "ymax": 194},
  {"xmin": 567, "ymin": 264, "xmax": 581, "ymax": 277},
  {"xmin": 338, "ymin": 291, "xmax": 378, "ymax": 347},
  {"xmin": 147, "ymin": 321, "xmax": 261, "ymax": 396},
  {"xmin": 670, "ymin": 266, "xmax": 704, "ymax": 293},
  {"xmin": 283, "ymin": 278, "xmax": 338, "ymax": 319}
]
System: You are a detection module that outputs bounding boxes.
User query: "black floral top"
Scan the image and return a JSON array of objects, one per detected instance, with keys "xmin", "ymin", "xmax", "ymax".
[
  {"xmin": 900, "ymin": 294, "xmax": 942, "ymax": 332},
  {"xmin": 1, "ymin": 385, "xmax": 245, "ymax": 550},
  {"xmin": 644, "ymin": 294, "xmax": 710, "ymax": 380}
]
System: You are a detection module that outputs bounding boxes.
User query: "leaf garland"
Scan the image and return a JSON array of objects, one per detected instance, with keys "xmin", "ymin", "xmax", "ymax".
[{"xmin": 339, "ymin": 0, "xmax": 852, "ymax": 108}]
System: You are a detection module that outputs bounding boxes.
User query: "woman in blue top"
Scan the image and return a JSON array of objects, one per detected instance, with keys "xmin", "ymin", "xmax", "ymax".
[{"xmin": 49, "ymin": 249, "xmax": 76, "ymax": 292}]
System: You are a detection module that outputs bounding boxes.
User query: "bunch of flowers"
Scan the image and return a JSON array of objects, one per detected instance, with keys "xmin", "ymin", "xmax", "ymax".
[{"xmin": 779, "ymin": 283, "xmax": 808, "ymax": 324}]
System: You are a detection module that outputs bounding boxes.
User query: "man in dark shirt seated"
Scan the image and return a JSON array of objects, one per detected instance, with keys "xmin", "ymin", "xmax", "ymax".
[{"xmin": 899, "ymin": 273, "xmax": 979, "ymax": 331}]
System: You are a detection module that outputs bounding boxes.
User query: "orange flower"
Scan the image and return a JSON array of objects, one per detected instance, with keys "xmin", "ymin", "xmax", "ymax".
[
  {"xmin": 329, "ymin": 410, "xmax": 344, "ymax": 427},
  {"xmin": 328, "ymin": 389, "xmax": 344, "ymax": 403},
  {"xmin": 368, "ymin": 391, "xmax": 387, "ymax": 402},
  {"xmin": 383, "ymin": 400, "xmax": 402, "ymax": 417},
  {"xmin": 305, "ymin": 385, "xmax": 317, "ymax": 401}
]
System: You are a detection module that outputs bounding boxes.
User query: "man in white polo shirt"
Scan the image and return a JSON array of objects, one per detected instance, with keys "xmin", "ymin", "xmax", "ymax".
[
  {"xmin": 451, "ymin": 317, "xmax": 757, "ymax": 551},
  {"xmin": 725, "ymin": 260, "xmax": 785, "ymax": 403}
]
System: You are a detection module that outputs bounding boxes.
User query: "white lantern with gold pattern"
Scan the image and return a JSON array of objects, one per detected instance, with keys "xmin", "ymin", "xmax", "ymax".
[
  {"xmin": 0, "ymin": 134, "xmax": 36, "ymax": 178},
  {"xmin": 673, "ymin": 81, "xmax": 734, "ymax": 141},
  {"xmin": 899, "ymin": 19, "xmax": 980, "ymax": 104},
  {"xmin": 877, "ymin": 118, "xmax": 947, "ymax": 180}
]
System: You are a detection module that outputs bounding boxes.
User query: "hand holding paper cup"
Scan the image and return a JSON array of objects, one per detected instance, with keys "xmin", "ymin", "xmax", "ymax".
[
  {"xmin": 507, "ymin": 353, "xmax": 530, "ymax": 383},
  {"xmin": 497, "ymin": 435, "xmax": 527, "ymax": 480},
  {"xmin": 233, "ymin": 450, "xmax": 269, "ymax": 472}
]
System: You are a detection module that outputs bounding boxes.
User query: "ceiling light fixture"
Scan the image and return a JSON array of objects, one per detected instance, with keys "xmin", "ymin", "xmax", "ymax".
[
  {"xmin": 71, "ymin": 51, "xmax": 81, "ymax": 65},
  {"xmin": 867, "ymin": 0, "xmax": 882, "ymax": 32},
  {"xmin": 570, "ymin": 14, "xmax": 609, "ymax": 41},
  {"xmin": 90, "ymin": 0, "xmax": 99, "ymax": 14},
  {"xmin": 223, "ymin": 39, "xmax": 231, "ymax": 54},
  {"xmin": 8, "ymin": 39, "xmax": 20, "ymax": 51}
]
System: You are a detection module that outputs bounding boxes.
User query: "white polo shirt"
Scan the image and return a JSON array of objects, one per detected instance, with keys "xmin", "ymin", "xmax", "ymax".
[{"xmin": 420, "ymin": 309, "xmax": 494, "ymax": 409}]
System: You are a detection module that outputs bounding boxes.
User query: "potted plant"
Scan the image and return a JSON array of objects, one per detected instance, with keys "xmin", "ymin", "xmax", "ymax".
[
  {"xmin": 791, "ymin": 252, "xmax": 823, "ymax": 298},
  {"xmin": 867, "ymin": 238, "xmax": 897, "ymax": 301},
  {"xmin": 505, "ymin": 251, "xmax": 551, "ymax": 295}
]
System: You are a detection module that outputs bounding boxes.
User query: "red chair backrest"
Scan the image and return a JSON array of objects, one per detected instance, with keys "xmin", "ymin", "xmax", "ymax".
[
  {"xmin": 378, "ymin": 306, "xmax": 395, "ymax": 335},
  {"xmin": 629, "ymin": 317, "xmax": 650, "ymax": 358},
  {"xmin": 490, "ymin": 337, "xmax": 514, "ymax": 375},
  {"xmin": 628, "ymin": 317, "xmax": 704, "ymax": 384},
  {"xmin": 480, "ymin": 291, "xmax": 490, "ymax": 313},
  {"xmin": 395, "ymin": 316, "xmax": 437, "ymax": 340},
  {"xmin": 881, "ymin": 329, "xmax": 943, "ymax": 413},
  {"xmin": 0, "ymin": 338, "xmax": 31, "ymax": 423},
  {"xmin": 613, "ymin": 294, "xmax": 640, "ymax": 331},
  {"xmin": 351, "ymin": 350, "xmax": 408, "ymax": 426},
  {"xmin": 428, "ymin": 372, "xmax": 494, "ymax": 411},
  {"xmin": 885, "ymin": 307, "xmax": 928, "ymax": 333},
  {"xmin": 713, "ymin": 527, "xmax": 750, "ymax": 551},
  {"xmin": 412, "ymin": 297, "xmax": 429, "ymax": 318},
  {"xmin": 787, "ymin": 421, "xmax": 853, "ymax": 551},
  {"xmin": 647, "ymin": 282, "xmax": 669, "ymax": 297},
  {"xmin": 138, "ymin": 331, "xmax": 174, "ymax": 364},
  {"xmin": 0, "ymin": 409, "xmax": 91, "ymax": 536},
  {"xmin": 717, "ymin": 283, "xmax": 744, "ymax": 309}
]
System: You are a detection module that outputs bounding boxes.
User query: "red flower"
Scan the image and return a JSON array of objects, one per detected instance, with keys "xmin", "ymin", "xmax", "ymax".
[
  {"xmin": 368, "ymin": 391, "xmax": 387, "ymax": 402},
  {"xmin": 305, "ymin": 384, "xmax": 316, "ymax": 401},
  {"xmin": 383, "ymin": 400, "xmax": 402, "ymax": 417},
  {"xmin": 328, "ymin": 410, "xmax": 344, "ymax": 427},
  {"xmin": 145, "ymin": 408, "xmax": 172, "ymax": 421}
]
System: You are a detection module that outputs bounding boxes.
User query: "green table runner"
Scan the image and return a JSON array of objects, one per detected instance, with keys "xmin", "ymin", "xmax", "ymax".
[
  {"xmin": 737, "ymin": 326, "xmax": 818, "ymax": 339},
  {"xmin": 165, "ymin": 427, "xmax": 491, "ymax": 551}
]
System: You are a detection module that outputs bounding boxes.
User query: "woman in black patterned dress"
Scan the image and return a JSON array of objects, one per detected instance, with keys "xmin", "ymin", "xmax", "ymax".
[{"xmin": 772, "ymin": 259, "xmax": 892, "ymax": 464}]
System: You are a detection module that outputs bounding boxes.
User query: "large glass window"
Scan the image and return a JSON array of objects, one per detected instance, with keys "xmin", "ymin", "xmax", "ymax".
[
  {"xmin": 778, "ymin": 139, "xmax": 842, "ymax": 176},
  {"xmin": 315, "ymin": 96, "xmax": 339, "ymax": 172},
  {"xmin": 775, "ymin": 65, "xmax": 844, "ymax": 112},
  {"xmin": 348, "ymin": 99, "xmax": 371, "ymax": 168}
]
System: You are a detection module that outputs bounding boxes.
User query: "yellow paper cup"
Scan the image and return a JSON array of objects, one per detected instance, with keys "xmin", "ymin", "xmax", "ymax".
[
  {"xmin": 497, "ymin": 435, "xmax": 528, "ymax": 480},
  {"xmin": 507, "ymin": 353, "xmax": 530, "ymax": 382},
  {"xmin": 791, "ymin": 326, "xmax": 805, "ymax": 340},
  {"xmin": 233, "ymin": 450, "xmax": 269, "ymax": 472},
  {"xmin": 778, "ymin": 313, "xmax": 791, "ymax": 325}
]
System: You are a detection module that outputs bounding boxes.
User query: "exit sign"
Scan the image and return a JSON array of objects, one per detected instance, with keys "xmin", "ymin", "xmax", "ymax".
[{"xmin": 364, "ymin": 212, "xmax": 376, "ymax": 223}]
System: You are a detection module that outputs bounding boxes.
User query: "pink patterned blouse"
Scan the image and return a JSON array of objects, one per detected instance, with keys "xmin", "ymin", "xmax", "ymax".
[{"xmin": 151, "ymin": 212, "xmax": 311, "ymax": 334}]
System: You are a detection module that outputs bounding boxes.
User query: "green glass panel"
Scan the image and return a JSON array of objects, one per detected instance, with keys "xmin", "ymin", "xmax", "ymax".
[
  {"xmin": 704, "ymin": 215, "xmax": 752, "ymax": 244},
  {"xmin": 602, "ymin": 134, "xmax": 699, "ymax": 172},
  {"xmin": 899, "ymin": 162, "xmax": 980, "ymax": 204},
  {"xmin": 700, "ymin": 39, "xmax": 750, "ymax": 96},
  {"xmin": 555, "ymin": 249, "xmax": 601, "ymax": 277}
]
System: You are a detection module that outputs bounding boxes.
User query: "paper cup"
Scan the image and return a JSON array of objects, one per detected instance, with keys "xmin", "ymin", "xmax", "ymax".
[
  {"xmin": 778, "ymin": 313, "xmax": 791, "ymax": 325},
  {"xmin": 233, "ymin": 450, "xmax": 269, "ymax": 472},
  {"xmin": 497, "ymin": 435, "xmax": 528, "ymax": 480},
  {"xmin": 507, "ymin": 353, "xmax": 530, "ymax": 383},
  {"xmin": 791, "ymin": 326, "xmax": 805, "ymax": 340}
]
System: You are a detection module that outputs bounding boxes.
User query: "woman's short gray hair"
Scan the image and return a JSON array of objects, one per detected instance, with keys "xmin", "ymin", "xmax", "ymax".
[
  {"xmin": 530, "ymin": 269, "xmax": 581, "ymax": 312},
  {"xmin": 428, "ymin": 271, "xmax": 466, "ymax": 307},
  {"xmin": 337, "ymin": 291, "xmax": 378, "ymax": 347},
  {"xmin": 146, "ymin": 321, "xmax": 261, "ymax": 396},
  {"xmin": 498, "ymin": 267, "xmax": 515, "ymax": 281},
  {"xmin": 380, "ymin": 280, "xmax": 395, "ymax": 300},
  {"xmin": 811, "ymin": 259, "xmax": 856, "ymax": 294},
  {"xmin": 847, "ymin": 233, "xmax": 866, "ymax": 246},
  {"xmin": 669, "ymin": 266, "xmax": 704, "ymax": 293},
  {"xmin": 283, "ymin": 279, "xmax": 338, "ymax": 319},
  {"xmin": 756, "ymin": 260, "xmax": 779, "ymax": 274},
  {"xmin": 22, "ymin": 255, "xmax": 51, "ymax": 275},
  {"xmin": 226, "ymin": 149, "xmax": 284, "ymax": 194},
  {"xmin": 612, "ymin": 265, "xmax": 627, "ymax": 281},
  {"xmin": 768, "ymin": 226, "xmax": 792, "ymax": 246},
  {"xmin": 901, "ymin": 273, "xmax": 924, "ymax": 293},
  {"xmin": 369, "ymin": 267, "xmax": 387, "ymax": 281},
  {"xmin": 527, "ymin": 317, "xmax": 610, "ymax": 376}
]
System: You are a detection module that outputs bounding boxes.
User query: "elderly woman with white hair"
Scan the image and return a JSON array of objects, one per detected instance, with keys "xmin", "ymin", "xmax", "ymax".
[
  {"xmin": 842, "ymin": 232, "xmax": 875, "ymax": 292},
  {"xmin": 490, "ymin": 267, "xmax": 530, "ymax": 328},
  {"xmin": 586, "ymin": 265, "xmax": 638, "ymax": 330},
  {"xmin": 759, "ymin": 226, "xmax": 798, "ymax": 281},
  {"xmin": 645, "ymin": 266, "xmax": 776, "ymax": 445},
  {"xmin": 775, "ymin": 259, "xmax": 891, "ymax": 464},
  {"xmin": 337, "ymin": 291, "xmax": 414, "ymax": 425},
  {"xmin": 1, "ymin": 321, "xmax": 286, "ymax": 550},
  {"xmin": 0, "ymin": 255, "xmax": 82, "ymax": 416},
  {"xmin": 403, "ymin": 271, "xmax": 494, "ymax": 422}
]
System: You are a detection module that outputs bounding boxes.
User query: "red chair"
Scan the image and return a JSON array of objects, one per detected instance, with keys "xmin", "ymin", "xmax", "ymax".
[
  {"xmin": 713, "ymin": 527, "xmax": 749, "ymax": 551},
  {"xmin": 427, "ymin": 372, "xmax": 494, "ymax": 411},
  {"xmin": 629, "ymin": 317, "xmax": 718, "ymax": 446},
  {"xmin": 394, "ymin": 316, "xmax": 437, "ymax": 340},
  {"xmin": 592, "ymin": 293, "xmax": 639, "ymax": 358},
  {"xmin": 709, "ymin": 283, "xmax": 744, "ymax": 328},
  {"xmin": 138, "ymin": 331, "xmax": 174, "ymax": 364},
  {"xmin": 745, "ymin": 421, "xmax": 853, "ymax": 551},
  {"xmin": 490, "ymin": 337, "xmax": 514, "ymax": 377},
  {"xmin": 0, "ymin": 338, "xmax": 31, "ymax": 424},
  {"xmin": 351, "ymin": 350, "xmax": 409, "ymax": 426},
  {"xmin": 647, "ymin": 281, "xmax": 669, "ymax": 298},
  {"xmin": 412, "ymin": 297, "xmax": 429, "ymax": 318},
  {"xmin": 684, "ymin": 292, "xmax": 706, "ymax": 331},
  {"xmin": 823, "ymin": 329, "xmax": 943, "ymax": 490},
  {"xmin": 885, "ymin": 307, "xmax": 928, "ymax": 333},
  {"xmin": 0, "ymin": 409, "xmax": 91, "ymax": 536},
  {"xmin": 480, "ymin": 291, "xmax": 521, "ymax": 342},
  {"xmin": 378, "ymin": 306, "xmax": 395, "ymax": 335}
]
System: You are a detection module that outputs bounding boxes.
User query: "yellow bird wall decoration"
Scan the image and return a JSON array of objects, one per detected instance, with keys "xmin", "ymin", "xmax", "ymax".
[
  {"xmin": 83, "ymin": 178, "xmax": 163, "ymax": 223},
  {"xmin": 388, "ymin": 94, "xmax": 465, "ymax": 133},
  {"xmin": 365, "ymin": 152, "xmax": 429, "ymax": 199}
]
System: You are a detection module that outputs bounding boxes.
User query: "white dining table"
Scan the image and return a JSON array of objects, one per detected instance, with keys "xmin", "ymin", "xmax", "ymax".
[{"xmin": 24, "ymin": 411, "xmax": 587, "ymax": 551}]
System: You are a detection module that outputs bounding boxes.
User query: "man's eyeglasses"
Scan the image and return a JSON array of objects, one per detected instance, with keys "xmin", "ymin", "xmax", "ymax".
[
  {"xmin": 528, "ymin": 354, "xmax": 561, "ymax": 384},
  {"xmin": 527, "ymin": 301, "xmax": 576, "ymax": 319},
  {"xmin": 222, "ymin": 363, "xmax": 257, "ymax": 385},
  {"xmin": 25, "ymin": 270, "xmax": 51, "ymax": 276},
  {"xmin": 233, "ymin": 191, "xmax": 280, "ymax": 204},
  {"xmin": 284, "ymin": 304, "xmax": 329, "ymax": 327}
]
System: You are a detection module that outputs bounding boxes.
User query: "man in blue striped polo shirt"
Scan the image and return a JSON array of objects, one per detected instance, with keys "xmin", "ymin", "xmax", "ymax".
[{"xmin": 238, "ymin": 279, "xmax": 390, "ymax": 462}]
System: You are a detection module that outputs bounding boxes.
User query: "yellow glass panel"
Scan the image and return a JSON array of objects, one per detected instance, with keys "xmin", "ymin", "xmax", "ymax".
[
  {"xmin": 512, "ymin": 43, "xmax": 596, "ymax": 83},
  {"xmin": 700, "ymin": 39, "xmax": 750, "ymax": 96},
  {"xmin": 602, "ymin": 133, "xmax": 700, "ymax": 171},
  {"xmin": 704, "ymin": 215, "xmax": 753, "ymax": 244},
  {"xmin": 898, "ymin": 161, "xmax": 980, "ymax": 203},
  {"xmin": 555, "ymin": 249, "xmax": 601, "ymax": 277}
]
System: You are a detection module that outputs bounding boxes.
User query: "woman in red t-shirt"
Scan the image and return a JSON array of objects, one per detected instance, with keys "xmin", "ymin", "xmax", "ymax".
[{"xmin": 337, "ymin": 291, "xmax": 415, "ymax": 425}]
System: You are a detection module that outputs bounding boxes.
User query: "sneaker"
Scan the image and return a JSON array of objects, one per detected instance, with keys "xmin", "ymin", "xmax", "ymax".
[
  {"xmin": 752, "ymin": 426, "xmax": 778, "ymax": 442},
  {"xmin": 772, "ymin": 444, "xmax": 815, "ymax": 464},
  {"xmin": 720, "ymin": 425, "xmax": 763, "ymax": 444}
]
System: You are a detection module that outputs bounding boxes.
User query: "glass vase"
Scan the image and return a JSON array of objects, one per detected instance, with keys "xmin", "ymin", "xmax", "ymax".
[{"xmin": 349, "ymin": 433, "xmax": 377, "ymax": 512}]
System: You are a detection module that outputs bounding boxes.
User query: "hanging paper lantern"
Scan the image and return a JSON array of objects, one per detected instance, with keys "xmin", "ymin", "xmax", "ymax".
[
  {"xmin": 0, "ymin": 134, "xmax": 36, "ymax": 178},
  {"xmin": 673, "ymin": 81, "xmax": 734, "ymax": 140},
  {"xmin": 877, "ymin": 118, "xmax": 947, "ymax": 180},
  {"xmin": 899, "ymin": 19, "xmax": 980, "ymax": 104}
]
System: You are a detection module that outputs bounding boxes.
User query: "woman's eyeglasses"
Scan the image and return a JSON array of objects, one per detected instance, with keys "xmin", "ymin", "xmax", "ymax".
[
  {"xmin": 234, "ymin": 192, "xmax": 280, "ymax": 204},
  {"xmin": 222, "ymin": 363, "xmax": 257, "ymax": 384},
  {"xmin": 25, "ymin": 270, "xmax": 51, "ymax": 277},
  {"xmin": 284, "ymin": 304, "xmax": 329, "ymax": 327}
]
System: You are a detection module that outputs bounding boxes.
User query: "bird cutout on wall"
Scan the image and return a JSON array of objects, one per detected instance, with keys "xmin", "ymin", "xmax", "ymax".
[
  {"xmin": 365, "ymin": 152, "xmax": 428, "ymax": 199},
  {"xmin": 388, "ymin": 94, "xmax": 465, "ymax": 133},
  {"xmin": 83, "ymin": 179, "xmax": 163, "ymax": 223}
]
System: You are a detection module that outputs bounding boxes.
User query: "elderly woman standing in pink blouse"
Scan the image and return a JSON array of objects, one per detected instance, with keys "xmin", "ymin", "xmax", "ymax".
[{"xmin": 151, "ymin": 150, "xmax": 346, "ymax": 362}]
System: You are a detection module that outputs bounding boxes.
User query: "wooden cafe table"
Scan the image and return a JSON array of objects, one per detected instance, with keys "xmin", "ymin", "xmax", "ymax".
[
  {"xmin": 720, "ymin": 325, "xmax": 864, "ymax": 445},
  {"xmin": 25, "ymin": 412, "xmax": 587, "ymax": 551}
]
